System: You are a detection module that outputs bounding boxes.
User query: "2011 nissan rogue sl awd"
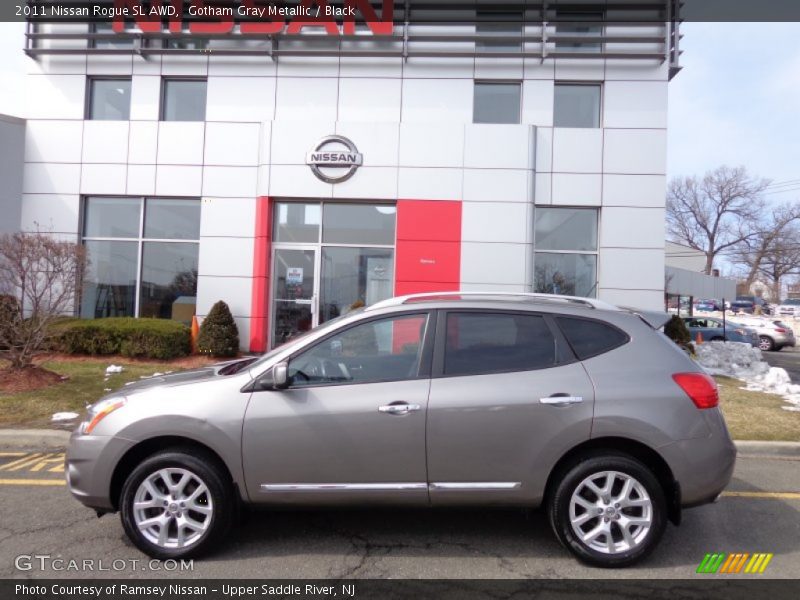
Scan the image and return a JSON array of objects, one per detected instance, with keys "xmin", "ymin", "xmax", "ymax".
[{"xmin": 65, "ymin": 293, "xmax": 736, "ymax": 568}]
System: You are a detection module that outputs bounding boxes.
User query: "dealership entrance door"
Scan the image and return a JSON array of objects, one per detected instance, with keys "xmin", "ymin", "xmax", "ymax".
[{"xmin": 269, "ymin": 201, "xmax": 396, "ymax": 348}]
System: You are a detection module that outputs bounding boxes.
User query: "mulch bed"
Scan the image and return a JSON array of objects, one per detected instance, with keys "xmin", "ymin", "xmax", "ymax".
[{"xmin": 0, "ymin": 366, "xmax": 67, "ymax": 393}]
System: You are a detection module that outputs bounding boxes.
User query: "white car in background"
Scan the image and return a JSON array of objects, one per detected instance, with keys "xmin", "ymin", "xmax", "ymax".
[
  {"xmin": 730, "ymin": 316, "xmax": 797, "ymax": 352},
  {"xmin": 778, "ymin": 299, "xmax": 800, "ymax": 318}
]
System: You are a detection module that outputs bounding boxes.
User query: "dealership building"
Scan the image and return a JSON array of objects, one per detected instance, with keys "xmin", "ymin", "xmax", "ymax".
[{"xmin": 15, "ymin": 1, "xmax": 681, "ymax": 351}]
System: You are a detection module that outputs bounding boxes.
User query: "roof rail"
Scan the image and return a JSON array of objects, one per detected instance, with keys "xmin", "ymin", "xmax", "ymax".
[{"xmin": 366, "ymin": 291, "xmax": 620, "ymax": 312}]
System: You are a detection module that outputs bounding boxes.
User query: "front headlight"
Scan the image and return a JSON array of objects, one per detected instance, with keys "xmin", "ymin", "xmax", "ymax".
[{"xmin": 81, "ymin": 397, "xmax": 127, "ymax": 435}]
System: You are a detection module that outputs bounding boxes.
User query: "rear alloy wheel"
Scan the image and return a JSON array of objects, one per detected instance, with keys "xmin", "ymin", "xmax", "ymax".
[
  {"xmin": 758, "ymin": 336, "xmax": 775, "ymax": 351},
  {"xmin": 549, "ymin": 454, "xmax": 666, "ymax": 567},
  {"xmin": 120, "ymin": 449, "xmax": 234, "ymax": 559}
]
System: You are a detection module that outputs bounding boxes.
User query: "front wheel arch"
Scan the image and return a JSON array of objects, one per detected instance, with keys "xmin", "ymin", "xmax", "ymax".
[{"xmin": 543, "ymin": 437, "xmax": 680, "ymax": 526}]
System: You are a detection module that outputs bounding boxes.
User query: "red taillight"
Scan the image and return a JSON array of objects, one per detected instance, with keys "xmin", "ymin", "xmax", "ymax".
[
  {"xmin": 672, "ymin": 372, "xmax": 719, "ymax": 409},
  {"xmin": 774, "ymin": 328, "xmax": 787, "ymax": 333}
]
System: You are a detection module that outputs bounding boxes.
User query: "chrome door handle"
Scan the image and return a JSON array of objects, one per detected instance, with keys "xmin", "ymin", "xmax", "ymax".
[
  {"xmin": 539, "ymin": 396, "xmax": 583, "ymax": 406},
  {"xmin": 378, "ymin": 403, "xmax": 421, "ymax": 414}
]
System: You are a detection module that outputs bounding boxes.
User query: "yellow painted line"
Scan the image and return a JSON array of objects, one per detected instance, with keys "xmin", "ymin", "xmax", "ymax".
[
  {"xmin": 0, "ymin": 453, "xmax": 42, "ymax": 472},
  {"xmin": 722, "ymin": 491, "xmax": 800, "ymax": 499},
  {"xmin": 0, "ymin": 452, "xmax": 27, "ymax": 457},
  {"xmin": 0, "ymin": 479, "xmax": 65, "ymax": 486}
]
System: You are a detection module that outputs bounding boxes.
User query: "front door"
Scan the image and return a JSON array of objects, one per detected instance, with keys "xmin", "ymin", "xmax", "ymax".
[
  {"xmin": 271, "ymin": 247, "xmax": 318, "ymax": 347},
  {"xmin": 243, "ymin": 312, "xmax": 434, "ymax": 505}
]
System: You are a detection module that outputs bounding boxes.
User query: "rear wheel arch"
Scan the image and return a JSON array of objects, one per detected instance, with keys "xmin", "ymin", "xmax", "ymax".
[
  {"xmin": 110, "ymin": 436, "xmax": 237, "ymax": 511},
  {"xmin": 543, "ymin": 437, "xmax": 680, "ymax": 526}
]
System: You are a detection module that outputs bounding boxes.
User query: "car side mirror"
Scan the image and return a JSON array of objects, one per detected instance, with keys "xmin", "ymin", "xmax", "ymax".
[{"xmin": 257, "ymin": 362, "xmax": 289, "ymax": 391}]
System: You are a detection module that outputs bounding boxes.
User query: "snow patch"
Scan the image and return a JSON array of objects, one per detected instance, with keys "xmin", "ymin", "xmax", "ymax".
[
  {"xmin": 51, "ymin": 412, "xmax": 79, "ymax": 422},
  {"xmin": 105, "ymin": 365, "xmax": 124, "ymax": 374},
  {"xmin": 693, "ymin": 341, "xmax": 800, "ymax": 411}
]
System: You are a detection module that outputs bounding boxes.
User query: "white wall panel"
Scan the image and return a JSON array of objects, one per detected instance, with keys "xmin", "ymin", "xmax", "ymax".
[
  {"xmin": 552, "ymin": 128, "xmax": 603, "ymax": 173},
  {"xmin": 196, "ymin": 275, "xmax": 254, "ymax": 318},
  {"xmin": 535, "ymin": 127, "xmax": 553, "ymax": 172},
  {"xmin": 475, "ymin": 58, "xmax": 523, "ymax": 80},
  {"xmin": 338, "ymin": 78, "xmax": 402, "ymax": 122},
  {"xmin": 161, "ymin": 55, "xmax": 208, "ymax": 77},
  {"xmin": 332, "ymin": 167, "xmax": 398, "ymax": 200},
  {"xmin": 336, "ymin": 122, "xmax": 400, "ymax": 167},
  {"xmin": 554, "ymin": 59, "xmax": 605, "ymax": 81},
  {"xmin": 270, "ymin": 119, "xmax": 336, "ymax": 166},
  {"xmin": 551, "ymin": 173, "xmax": 602, "ymax": 206},
  {"xmin": 132, "ymin": 54, "xmax": 161, "ymax": 76},
  {"xmin": 87, "ymin": 54, "xmax": 133, "ymax": 76},
  {"xmin": 604, "ymin": 81, "xmax": 668, "ymax": 129},
  {"xmin": 598, "ymin": 248, "xmax": 665, "ymax": 290},
  {"xmin": 339, "ymin": 57, "xmax": 403, "ymax": 78},
  {"xmin": 23, "ymin": 163, "xmax": 81, "ymax": 194},
  {"xmin": 397, "ymin": 168, "xmax": 462, "ymax": 201},
  {"xmin": 206, "ymin": 77, "xmax": 276, "ymax": 122},
  {"xmin": 603, "ymin": 174, "xmax": 666, "ymax": 207},
  {"xmin": 126, "ymin": 165, "xmax": 156, "ymax": 196},
  {"xmin": 24, "ymin": 120, "xmax": 83, "ymax": 163},
  {"xmin": 80, "ymin": 163, "xmax": 127, "ymax": 194},
  {"xmin": 603, "ymin": 129, "xmax": 667, "ymax": 175},
  {"xmin": 522, "ymin": 80, "xmax": 554, "ymax": 126},
  {"xmin": 198, "ymin": 237, "xmax": 255, "ymax": 278},
  {"xmin": 202, "ymin": 167, "xmax": 258, "ymax": 198},
  {"xmin": 462, "ymin": 169, "xmax": 529, "ymax": 203},
  {"xmin": 128, "ymin": 121, "xmax": 158, "ymax": 164},
  {"xmin": 25, "ymin": 75, "xmax": 86, "ymax": 119},
  {"xmin": 464, "ymin": 125, "xmax": 532, "ymax": 169},
  {"xmin": 461, "ymin": 242, "xmax": 528, "ymax": 286},
  {"xmin": 275, "ymin": 78, "xmax": 338, "ymax": 121},
  {"xmin": 399, "ymin": 123, "xmax": 464, "ymax": 168},
  {"xmin": 157, "ymin": 122, "xmax": 205, "ymax": 165},
  {"xmin": 600, "ymin": 207, "xmax": 665, "ymax": 249},
  {"xmin": 534, "ymin": 173, "xmax": 552, "ymax": 204},
  {"xmin": 462, "ymin": 202, "xmax": 528, "ymax": 244},
  {"xmin": 401, "ymin": 79, "xmax": 474, "ymax": 122},
  {"xmin": 599, "ymin": 288, "xmax": 663, "ymax": 311},
  {"xmin": 20, "ymin": 194, "xmax": 79, "ymax": 234},
  {"xmin": 130, "ymin": 75, "xmax": 161, "ymax": 121},
  {"xmin": 605, "ymin": 59, "xmax": 668, "ymax": 81},
  {"xmin": 82, "ymin": 121, "xmax": 129, "ymax": 164},
  {"xmin": 269, "ymin": 165, "xmax": 333, "ymax": 198},
  {"xmin": 209, "ymin": 55, "xmax": 276, "ymax": 77},
  {"xmin": 155, "ymin": 165, "xmax": 202, "ymax": 196},
  {"xmin": 204, "ymin": 123, "xmax": 260, "ymax": 167},
  {"xmin": 199, "ymin": 197, "xmax": 256, "ymax": 238}
]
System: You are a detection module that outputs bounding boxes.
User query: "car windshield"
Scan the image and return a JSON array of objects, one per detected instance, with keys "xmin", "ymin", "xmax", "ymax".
[{"xmin": 246, "ymin": 309, "xmax": 366, "ymax": 371}]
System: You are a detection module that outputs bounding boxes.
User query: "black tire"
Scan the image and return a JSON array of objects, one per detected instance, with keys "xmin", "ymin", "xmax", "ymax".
[
  {"xmin": 548, "ymin": 452, "xmax": 667, "ymax": 568},
  {"xmin": 120, "ymin": 448, "xmax": 234, "ymax": 559},
  {"xmin": 759, "ymin": 336, "xmax": 775, "ymax": 351}
]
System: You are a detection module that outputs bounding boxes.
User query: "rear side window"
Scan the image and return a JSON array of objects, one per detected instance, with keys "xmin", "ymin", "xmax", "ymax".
[
  {"xmin": 556, "ymin": 317, "xmax": 629, "ymax": 360},
  {"xmin": 444, "ymin": 312, "xmax": 556, "ymax": 376}
]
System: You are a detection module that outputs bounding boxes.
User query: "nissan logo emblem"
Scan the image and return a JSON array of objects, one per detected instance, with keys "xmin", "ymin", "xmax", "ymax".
[{"xmin": 305, "ymin": 135, "xmax": 363, "ymax": 183}]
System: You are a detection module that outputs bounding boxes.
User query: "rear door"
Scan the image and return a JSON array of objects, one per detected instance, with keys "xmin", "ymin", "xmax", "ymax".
[{"xmin": 425, "ymin": 310, "xmax": 595, "ymax": 506}]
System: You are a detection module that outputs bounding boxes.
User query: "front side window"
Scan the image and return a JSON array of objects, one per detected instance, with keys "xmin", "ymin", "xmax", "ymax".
[
  {"xmin": 534, "ymin": 207, "xmax": 598, "ymax": 298},
  {"xmin": 556, "ymin": 317, "xmax": 629, "ymax": 360},
  {"xmin": 554, "ymin": 83, "xmax": 601, "ymax": 128},
  {"xmin": 444, "ymin": 312, "xmax": 556, "ymax": 376},
  {"xmin": 161, "ymin": 79, "xmax": 207, "ymax": 121},
  {"xmin": 81, "ymin": 197, "xmax": 200, "ymax": 323},
  {"xmin": 474, "ymin": 82, "xmax": 521, "ymax": 124},
  {"xmin": 88, "ymin": 78, "xmax": 131, "ymax": 120},
  {"xmin": 287, "ymin": 314, "xmax": 429, "ymax": 387}
]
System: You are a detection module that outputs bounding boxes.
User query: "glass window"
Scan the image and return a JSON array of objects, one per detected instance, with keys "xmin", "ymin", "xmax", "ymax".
[
  {"xmin": 91, "ymin": 22, "xmax": 135, "ymax": 49},
  {"xmin": 535, "ymin": 208, "xmax": 598, "ymax": 252},
  {"xmin": 83, "ymin": 197, "xmax": 141, "ymax": 238},
  {"xmin": 80, "ymin": 241, "xmax": 138, "ymax": 318},
  {"xmin": 556, "ymin": 317, "xmax": 629, "ymax": 360},
  {"xmin": 444, "ymin": 312, "xmax": 556, "ymax": 376},
  {"xmin": 554, "ymin": 84, "xmax": 601, "ymax": 128},
  {"xmin": 144, "ymin": 198, "xmax": 201, "ymax": 240},
  {"xmin": 288, "ymin": 314, "xmax": 428, "ymax": 386},
  {"xmin": 322, "ymin": 204, "xmax": 396, "ymax": 245},
  {"xmin": 555, "ymin": 10, "xmax": 603, "ymax": 53},
  {"xmin": 138, "ymin": 242, "xmax": 198, "ymax": 323},
  {"xmin": 162, "ymin": 79, "xmax": 207, "ymax": 121},
  {"xmin": 88, "ymin": 79, "xmax": 131, "ymax": 120},
  {"xmin": 320, "ymin": 247, "xmax": 394, "ymax": 323},
  {"xmin": 533, "ymin": 253, "xmax": 597, "ymax": 297},
  {"xmin": 476, "ymin": 10, "xmax": 522, "ymax": 52},
  {"xmin": 81, "ymin": 196, "xmax": 200, "ymax": 323},
  {"xmin": 474, "ymin": 82, "xmax": 521, "ymax": 124},
  {"xmin": 273, "ymin": 202, "xmax": 321, "ymax": 243}
]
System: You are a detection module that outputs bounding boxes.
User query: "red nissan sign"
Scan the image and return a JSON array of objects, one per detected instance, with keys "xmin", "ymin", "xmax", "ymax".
[{"xmin": 111, "ymin": 0, "xmax": 396, "ymax": 35}]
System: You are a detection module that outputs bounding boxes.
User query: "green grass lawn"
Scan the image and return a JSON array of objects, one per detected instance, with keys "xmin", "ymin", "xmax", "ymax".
[
  {"xmin": 715, "ymin": 376, "xmax": 799, "ymax": 442},
  {"xmin": 0, "ymin": 357, "xmax": 197, "ymax": 428}
]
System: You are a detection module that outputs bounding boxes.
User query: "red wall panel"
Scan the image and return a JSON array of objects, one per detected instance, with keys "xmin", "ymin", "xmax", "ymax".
[{"xmin": 250, "ymin": 196, "xmax": 272, "ymax": 353}]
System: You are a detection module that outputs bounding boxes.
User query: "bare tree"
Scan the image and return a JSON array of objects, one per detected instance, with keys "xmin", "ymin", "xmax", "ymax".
[
  {"xmin": 756, "ymin": 224, "xmax": 800, "ymax": 302},
  {"xmin": 733, "ymin": 202, "xmax": 800, "ymax": 290},
  {"xmin": 667, "ymin": 166, "xmax": 770, "ymax": 274},
  {"xmin": 0, "ymin": 232, "xmax": 87, "ymax": 370}
]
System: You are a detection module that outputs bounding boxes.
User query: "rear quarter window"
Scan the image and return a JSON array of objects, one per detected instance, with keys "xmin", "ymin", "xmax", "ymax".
[{"xmin": 556, "ymin": 317, "xmax": 630, "ymax": 360}]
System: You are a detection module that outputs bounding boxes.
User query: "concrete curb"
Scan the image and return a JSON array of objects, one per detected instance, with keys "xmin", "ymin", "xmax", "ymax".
[
  {"xmin": 735, "ymin": 440, "xmax": 800, "ymax": 457},
  {"xmin": 0, "ymin": 429, "xmax": 70, "ymax": 449}
]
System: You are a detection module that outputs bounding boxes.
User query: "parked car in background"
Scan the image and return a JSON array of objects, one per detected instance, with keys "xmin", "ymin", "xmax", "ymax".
[
  {"xmin": 732, "ymin": 296, "xmax": 771, "ymax": 315},
  {"xmin": 730, "ymin": 316, "xmax": 797, "ymax": 351},
  {"xmin": 695, "ymin": 300, "xmax": 722, "ymax": 312},
  {"xmin": 682, "ymin": 317, "xmax": 758, "ymax": 346},
  {"xmin": 65, "ymin": 292, "xmax": 736, "ymax": 568},
  {"xmin": 778, "ymin": 299, "xmax": 800, "ymax": 318}
]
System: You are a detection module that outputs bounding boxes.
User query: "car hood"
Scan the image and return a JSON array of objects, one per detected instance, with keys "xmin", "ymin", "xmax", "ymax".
[{"xmin": 118, "ymin": 357, "xmax": 257, "ymax": 394}]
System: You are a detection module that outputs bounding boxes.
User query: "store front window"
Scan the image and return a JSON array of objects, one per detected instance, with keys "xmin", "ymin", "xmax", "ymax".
[
  {"xmin": 271, "ymin": 201, "xmax": 396, "ymax": 347},
  {"xmin": 80, "ymin": 196, "xmax": 200, "ymax": 324}
]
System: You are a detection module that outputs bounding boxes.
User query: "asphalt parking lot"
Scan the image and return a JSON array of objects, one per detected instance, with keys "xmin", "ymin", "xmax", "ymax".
[
  {"xmin": 763, "ymin": 343, "xmax": 800, "ymax": 383},
  {"xmin": 0, "ymin": 449, "xmax": 797, "ymax": 580}
]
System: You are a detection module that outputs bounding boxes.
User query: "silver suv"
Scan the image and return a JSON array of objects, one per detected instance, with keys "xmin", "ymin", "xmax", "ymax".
[{"xmin": 66, "ymin": 293, "xmax": 736, "ymax": 568}]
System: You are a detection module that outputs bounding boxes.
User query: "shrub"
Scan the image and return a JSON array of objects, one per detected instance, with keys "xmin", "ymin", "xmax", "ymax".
[
  {"xmin": 664, "ymin": 315, "xmax": 692, "ymax": 353},
  {"xmin": 54, "ymin": 318, "xmax": 191, "ymax": 360},
  {"xmin": 198, "ymin": 301, "xmax": 240, "ymax": 358}
]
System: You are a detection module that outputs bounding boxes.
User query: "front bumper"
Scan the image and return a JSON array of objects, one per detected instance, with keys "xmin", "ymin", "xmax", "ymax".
[{"xmin": 65, "ymin": 430, "xmax": 136, "ymax": 512}]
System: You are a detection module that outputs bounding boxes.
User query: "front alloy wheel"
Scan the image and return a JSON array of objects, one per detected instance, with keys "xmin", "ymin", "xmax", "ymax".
[
  {"xmin": 120, "ymin": 449, "xmax": 234, "ymax": 559},
  {"xmin": 549, "ymin": 453, "xmax": 666, "ymax": 567},
  {"xmin": 759, "ymin": 336, "xmax": 775, "ymax": 351}
]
